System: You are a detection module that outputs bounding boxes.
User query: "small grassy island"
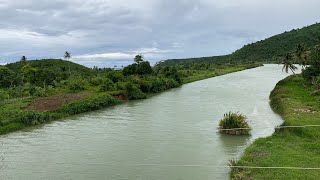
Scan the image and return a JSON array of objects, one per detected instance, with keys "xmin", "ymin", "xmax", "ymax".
[{"xmin": 219, "ymin": 112, "xmax": 251, "ymax": 135}]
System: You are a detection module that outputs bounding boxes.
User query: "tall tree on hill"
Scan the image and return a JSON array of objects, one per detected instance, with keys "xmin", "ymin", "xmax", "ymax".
[
  {"xmin": 64, "ymin": 51, "xmax": 72, "ymax": 76},
  {"xmin": 134, "ymin": 54, "xmax": 144, "ymax": 64},
  {"xmin": 20, "ymin": 56, "xmax": 27, "ymax": 66},
  {"xmin": 294, "ymin": 43, "xmax": 309, "ymax": 69},
  {"xmin": 282, "ymin": 53, "xmax": 298, "ymax": 74}
]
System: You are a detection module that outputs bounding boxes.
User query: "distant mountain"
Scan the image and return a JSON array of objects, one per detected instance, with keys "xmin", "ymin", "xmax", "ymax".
[{"xmin": 159, "ymin": 22, "xmax": 320, "ymax": 66}]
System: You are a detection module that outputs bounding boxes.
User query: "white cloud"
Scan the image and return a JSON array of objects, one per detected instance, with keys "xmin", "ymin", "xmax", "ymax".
[
  {"xmin": 132, "ymin": 47, "xmax": 172, "ymax": 54},
  {"xmin": 73, "ymin": 52, "xmax": 133, "ymax": 60}
]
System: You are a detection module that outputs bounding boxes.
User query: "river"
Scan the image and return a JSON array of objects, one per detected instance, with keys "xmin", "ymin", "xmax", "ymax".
[{"xmin": 0, "ymin": 65, "xmax": 294, "ymax": 180}]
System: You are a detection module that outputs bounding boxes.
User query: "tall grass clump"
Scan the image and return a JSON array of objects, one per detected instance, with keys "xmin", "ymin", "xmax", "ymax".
[{"xmin": 219, "ymin": 112, "xmax": 251, "ymax": 135}]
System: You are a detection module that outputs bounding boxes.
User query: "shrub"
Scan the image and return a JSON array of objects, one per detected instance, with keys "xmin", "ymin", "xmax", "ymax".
[
  {"xmin": 219, "ymin": 112, "xmax": 251, "ymax": 135},
  {"xmin": 0, "ymin": 89, "xmax": 9, "ymax": 100},
  {"xmin": 18, "ymin": 111, "xmax": 61, "ymax": 126},
  {"xmin": 99, "ymin": 78, "xmax": 115, "ymax": 92},
  {"xmin": 67, "ymin": 78, "xmax": 88, "ymax": 92},
  {"xmin": 303, "ymin": 66, "xmax": 320, "ymax": 80},
  {"xmin": 125, "ymin": 82, "xmax": 146, "ymax": 100},
  {"xmin": 58, "ymin": 94, "xmax": 120, "ymax": 115},
  {"xmin": 150, "ymin": 78, "xmax": 166, "ymax": 93},
  {"xmin": 89, "ymin": 76, "xmax": 106, "ymax": 86}
]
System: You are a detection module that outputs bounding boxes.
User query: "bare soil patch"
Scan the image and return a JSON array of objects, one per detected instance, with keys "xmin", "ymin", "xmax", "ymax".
[{"xmin": 26, "ymin": 93, "xmax": 91, "ymax": 111}]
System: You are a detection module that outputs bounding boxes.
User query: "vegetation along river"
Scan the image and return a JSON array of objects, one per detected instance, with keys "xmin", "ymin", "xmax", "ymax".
[{"xmin": 0, "ymin": 64, "xmax": 294, "ymax": 180}]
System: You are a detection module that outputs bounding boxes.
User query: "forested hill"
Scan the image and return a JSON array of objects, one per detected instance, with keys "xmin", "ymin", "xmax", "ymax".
[
  {"xmin": 156, "ymin": 55, "xmax": 230, "ymax": 66},
  {"xmin": 159, "ymin": 22, "xmax": 320, "ymax": 66},
  {"xmin": 5, "ymin": 59, "xmax": 93, "ymax": 75}
]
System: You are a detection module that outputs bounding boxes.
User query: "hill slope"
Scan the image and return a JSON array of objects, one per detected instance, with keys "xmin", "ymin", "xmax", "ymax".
[
  {"xmin": 5, "ymin": 59, "xmax": 93, "ymax": 75},
  {"xmin": 159, "ymin": 23, "xmax": 320, "ymax": 66}
]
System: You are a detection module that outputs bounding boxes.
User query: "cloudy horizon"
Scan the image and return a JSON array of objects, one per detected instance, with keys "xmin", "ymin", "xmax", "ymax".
[{"xmin": 0, "ymin": 0, "xmax": 319, "ymax": 67}]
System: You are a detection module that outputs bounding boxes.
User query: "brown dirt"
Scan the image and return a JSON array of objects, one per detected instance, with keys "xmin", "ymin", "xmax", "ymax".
[
  {"xmin": 26, "ymin": 93, "xmax": 91, "ymax": 112},
  {"xmin": 112, "ymin": 93, "xmax": 128, "ymax": 101}
]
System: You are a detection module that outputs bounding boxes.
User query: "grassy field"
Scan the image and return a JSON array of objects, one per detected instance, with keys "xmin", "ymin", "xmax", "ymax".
[
  {"xmin": 0, "ymin": 64, "xmax": 260, "ymax": 136},
  {"xmin": 231, "ymin": 75, "xmax": 320, "ymax": 179}
]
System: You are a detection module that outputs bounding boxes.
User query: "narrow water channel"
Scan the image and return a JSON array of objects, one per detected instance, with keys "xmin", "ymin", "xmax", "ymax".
[{"xmin": 0, "ymin": 65, "xmax": 293, "ymax": 180}]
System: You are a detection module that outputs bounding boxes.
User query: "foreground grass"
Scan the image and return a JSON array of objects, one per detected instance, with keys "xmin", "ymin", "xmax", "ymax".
[
  {"xmin": 231, "ymin": 75, "xmax": 320, "ymax": 179},
  {"xmin": 0, "ymin": 64, "xmax": 261, "ymax": 136}
]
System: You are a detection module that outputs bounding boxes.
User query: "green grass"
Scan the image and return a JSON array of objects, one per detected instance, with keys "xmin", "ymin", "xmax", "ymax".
[{"xmin": 231, "ymin": 75, "xmax": 320, "ymax": 179}]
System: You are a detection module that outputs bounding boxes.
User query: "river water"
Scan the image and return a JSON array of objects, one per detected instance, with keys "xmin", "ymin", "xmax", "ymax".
[{"xmin": 0, "ymin": 65, "xmax": 294, "ymax": 180}]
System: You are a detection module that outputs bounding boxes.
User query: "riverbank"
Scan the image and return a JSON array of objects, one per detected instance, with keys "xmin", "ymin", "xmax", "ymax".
[
  {"xmin": 231, "ymin": 75, "xmax": 320, "ymax": 179},
  {"xmin": 0, "ymin": 64, "xmax": 261, "ymax": 136}
]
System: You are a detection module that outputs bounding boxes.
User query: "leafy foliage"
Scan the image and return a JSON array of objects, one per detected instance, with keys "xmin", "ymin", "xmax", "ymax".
[{"xmin": 219, "ymin": 112, "xmax": 251, "ymax": 135}]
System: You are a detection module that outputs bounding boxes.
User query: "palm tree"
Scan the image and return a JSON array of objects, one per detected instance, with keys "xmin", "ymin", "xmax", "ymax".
[
  {"xmin": 64, "ymin": 51, "xmax": 72, "ymax": 76},
  {"xmin": 64, "ymin": 51, "xmax": 71, "ymax": 60},
  {"xmin": 282, "ymin": 53, "xmax": 298, "ymax": 74},
  {"xmin": 294, "ymin": 43, "xmax": 309, "ymax": 69},
  {"xmin": 20, "ymin": 56, "xmax": 27, "ymax": 65},
  {"xmin": 134, "ymin": 54, "xmax": 144, "ymax": 64}
]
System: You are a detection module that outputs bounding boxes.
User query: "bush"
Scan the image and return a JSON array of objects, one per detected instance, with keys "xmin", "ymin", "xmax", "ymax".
[
  {"xmin": 303, "ymin": 66, "xmax": 320, "ymax": 81},
  {"xmin": 219, "ymin": 112, "xmax": 251, "ymax": 135},
  {"xmin": 125, "ymin": 82, "xmax": 146, "ymax": 100},
  {"xmin": 58, "ymin": 94, "xmax": 120, "ymax": 115},
  {"xmin": 99, "ymin": 78, "xmax": 115, "ymax": 92},
  {"xmin": 150, "ymin": 78, "xmax": 166, "ymax": 93},
  {"xmin": 67, "ymin": 78, "xmax": 88, "ymax": 92},
  {"xmin": 18, "ymin": 111, "xmax": 61, "ymax": 126},
  {"xmin": 0, "ymin": 89, "xmax": 9, "ymax": 100},
  {"xmin": 89, "ymin": 76, "xmax": 106, "ymax": 86}
]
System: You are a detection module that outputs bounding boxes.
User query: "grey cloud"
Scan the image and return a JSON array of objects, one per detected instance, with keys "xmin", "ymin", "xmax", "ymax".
[{"xmin": 0, "ymin": 0, "xmax": 319, "ymax": 67}]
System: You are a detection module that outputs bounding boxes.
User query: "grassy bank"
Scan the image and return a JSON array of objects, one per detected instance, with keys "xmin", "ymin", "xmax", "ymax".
[
  {"xmin": 231, "ymin": 75, "xmax": 320, "ymax": 179},
  {"xmin": 0, "ymin": 64, "xmax": 261, "ymax": 136},
  {"xmin": 181, "ymin": 64, "xmax": 258, "ymax": 84}
]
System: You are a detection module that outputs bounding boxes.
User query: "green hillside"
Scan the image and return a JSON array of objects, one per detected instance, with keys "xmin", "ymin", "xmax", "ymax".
[
  {"xmin": 159, "ymin": 23, "xmax": 320, "ymax": 66},
  {"xmin": 6, "ymin": 59, "xmax": 93, "ymax": 75},
  {"xmin": 157, "ymin": 55, "xmax": 230, "ymax": 66}
]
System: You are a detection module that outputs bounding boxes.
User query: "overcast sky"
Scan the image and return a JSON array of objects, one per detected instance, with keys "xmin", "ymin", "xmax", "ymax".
[{"xmin": 0, "ymin": 0, "xmax": 319, "ymax": 67}]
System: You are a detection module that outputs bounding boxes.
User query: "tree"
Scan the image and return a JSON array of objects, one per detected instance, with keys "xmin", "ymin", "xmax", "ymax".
[
  {"xmin": 20, "ymin": 56, "xmax": 27, "ymax": 65},
  {"xmin": 134, "ymin": 54, "xmax": 144, "ymax": 64},
  {"xmin": 21, "ymin": 64, "xmax": 39, "ymax": 84},
  {"xmin": 64, "ymin": 51, "xmax": 72, "ymax": 76},
  {"xmin": 282, "ymin": 53, "xmax": 298, "ymax": 74},
  {"xmin": 136, "ymin": 61, "xmax": 153, "ymax": 75},
  {"xmin": 123, "ymin": 63, "xmax": 138, "ymax": 76},
  {"xmin": 64, "ymin": 51, "xmax": 71, "ymax": 60},
  {"xmin": 294, "ymin": 43, "xmax": 309, "ymax": 69},
  {"xmin": 0, "ymin": 66, "xmax": 14, "ymax": 88}
]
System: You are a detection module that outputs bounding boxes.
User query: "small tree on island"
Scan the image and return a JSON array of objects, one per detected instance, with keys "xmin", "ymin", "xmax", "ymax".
[{"xmin": 219, "ymin": 112, "xmax": 251, "ymax": 135}]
